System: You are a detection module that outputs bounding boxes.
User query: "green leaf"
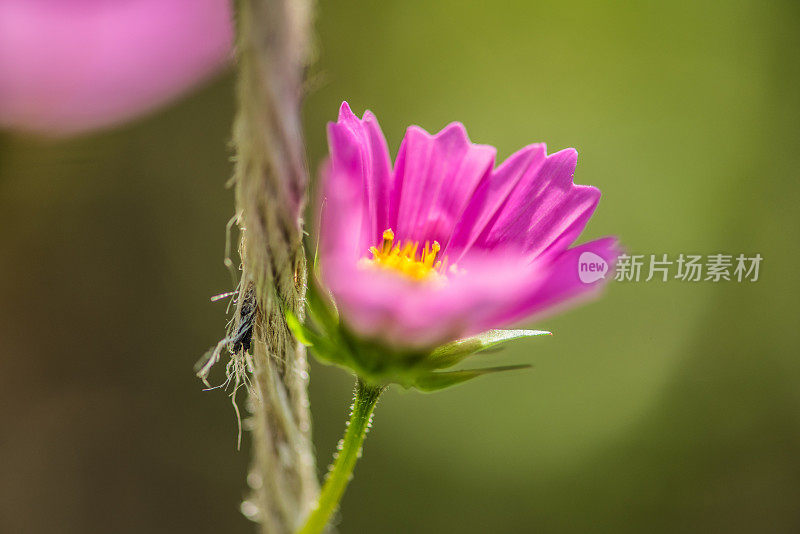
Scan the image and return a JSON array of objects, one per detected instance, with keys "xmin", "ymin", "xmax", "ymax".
[
  {"xmin": 428, "ymin": 329, "xmax": 551, "ymax": 369},
  {"xmin": 413, "ymin": 364, "xmax": 531, "ymax": 392}
]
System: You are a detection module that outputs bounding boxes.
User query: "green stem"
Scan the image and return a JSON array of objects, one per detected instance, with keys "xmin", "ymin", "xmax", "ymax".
[{"xmin": 297, "ymin": 378, "xmax": 384, "ymax": 534}]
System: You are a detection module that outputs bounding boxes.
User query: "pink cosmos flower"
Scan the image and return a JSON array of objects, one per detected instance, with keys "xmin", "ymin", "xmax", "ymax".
[
  {"xmin": 319, "ymin": 102, "xmax": 620, "ymax": 349},
  {"xmin": 0, "ymin": 0, "xmax": 233, "ymax": 135}
]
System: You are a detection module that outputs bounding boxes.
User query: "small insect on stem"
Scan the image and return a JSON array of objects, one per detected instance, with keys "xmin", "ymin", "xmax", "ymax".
[
  {"xmin": 195, "ymin": 284, "xmax": 259, "ymax": 450},
  {"xmin": 229, "ymin": 285, "xmax": 257, "ymax": 353},
  {"xmin": 195, "ymin": 284, "xmax": 258, "ymax": 383}
]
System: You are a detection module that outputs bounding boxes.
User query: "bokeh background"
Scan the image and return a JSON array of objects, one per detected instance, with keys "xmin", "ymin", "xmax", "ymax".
[{"xmin": 2, "ymin": 1, "xmax": 799, "ymax": 532}]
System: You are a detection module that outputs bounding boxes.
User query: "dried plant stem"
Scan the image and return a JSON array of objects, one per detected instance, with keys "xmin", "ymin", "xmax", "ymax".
[{"xmin": 230, "ymin": 0, "xmax": 318, "ymax": 532}]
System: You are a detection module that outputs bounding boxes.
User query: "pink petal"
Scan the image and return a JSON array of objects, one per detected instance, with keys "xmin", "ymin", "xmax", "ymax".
[
  {"xmin": 391, "ymin": 123, "xmax": 496, "ymax": 247},
  {"xmin": 0, "ymin": 0, "xmax": 233, "ymax": 135},
  {"xmin": 324, "ymin": 238, "xmax": 619, "ymax": 349},
  {"xmin": 327, "ymin": 102, "xmax": 394, "ymax": 242},
  {"xmin": 467, "ymin": 147, "xmax": 601, "ymax": 260},
  {"xmin": 446, "ymin": 143, "xmax": 547, "ymax": 260},
  {"xmin": 489, "ymin": 237, "xmax": 622, "ymax": 327},
  {"xmin": 323, "ymin": 250, "xmax": 549, "ymax": 349},
  {"xmin": 318, "ymin": 159, "xmax": 368, "ymax": 266}
]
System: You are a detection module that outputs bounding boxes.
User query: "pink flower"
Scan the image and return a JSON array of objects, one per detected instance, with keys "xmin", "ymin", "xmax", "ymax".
[
  {"xmin": 319, "ymin": 102, "xmax": 620, "ymax": 349},
  {"xmin": 0, "ymin": 0, "xmax": 233, "ymax": 135}
]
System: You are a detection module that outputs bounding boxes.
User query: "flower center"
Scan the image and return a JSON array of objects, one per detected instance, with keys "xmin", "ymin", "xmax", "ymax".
[{"xmin": 362, "ymin": 229, "xmax": 443, "ymax": 281}]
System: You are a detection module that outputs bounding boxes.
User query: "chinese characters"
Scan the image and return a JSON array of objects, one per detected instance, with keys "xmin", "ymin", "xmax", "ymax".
[{"xmin": 615, "ymin": 254, "xmax": 762, "ymax": 282}]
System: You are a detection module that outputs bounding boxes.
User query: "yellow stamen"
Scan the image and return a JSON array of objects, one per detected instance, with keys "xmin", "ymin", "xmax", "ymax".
[
  {"xmin": 381, "ymin": 229, "xmax": 394, "ymax": 253},
  {"xmin": 362, "ymin": 228, "xmax": 444, "ymax": 281}
]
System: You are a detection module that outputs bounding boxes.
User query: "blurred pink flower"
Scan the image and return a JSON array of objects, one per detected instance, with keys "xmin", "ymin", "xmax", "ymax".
[
  {"xmin": 0, "ymin": 0, "xmax": 233, "ymax": 135},
  {"xmin": 319, "ymin": 102, "xmax": 620, "ymax": 349}
]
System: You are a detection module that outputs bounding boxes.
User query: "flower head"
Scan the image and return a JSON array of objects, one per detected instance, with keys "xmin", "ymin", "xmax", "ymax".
[
  {"xmin": 296, "ymin": 102, "xmax": 620, "ymax": 389},
  {"xmin": 0, "ymin": 0, "xmax": 233, "ymax": 135}
]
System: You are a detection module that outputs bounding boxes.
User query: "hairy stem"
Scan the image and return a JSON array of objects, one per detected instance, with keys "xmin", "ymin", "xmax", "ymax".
[
  {"xmin": 298, "ymin": 379, "xmax": 384, "ymax": 534},
  {"xmin": 230, "ymin": 0, "xmax": 318, "ymax": 532}
]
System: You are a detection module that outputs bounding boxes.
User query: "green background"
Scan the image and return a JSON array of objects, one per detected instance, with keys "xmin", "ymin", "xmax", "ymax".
[{"xmin": 1, "ymin": 1, "xmax": 799, "ymax": 532}]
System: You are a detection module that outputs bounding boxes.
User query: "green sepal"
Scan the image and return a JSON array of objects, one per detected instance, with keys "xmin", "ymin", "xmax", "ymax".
[
  {"xmin": 285, "ymin": 308, "xmax": 347, "ymax": 365},
  {"xmin": 286, "ymin": 309, "xmax": 314, "ymax": 346},
  {"xmin": 305, "ymin": 276, "xmax": 340, "ymax": 332},
  {"xmin": 427, "ymin": 329, "xmax": 551, "ymax": 369},
  {"xmin": 413, "ymin": 364, "xmax": 531, "ymax": 392}
]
